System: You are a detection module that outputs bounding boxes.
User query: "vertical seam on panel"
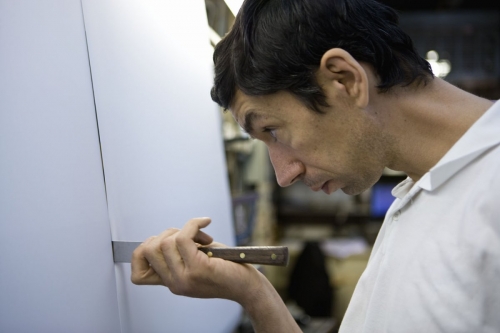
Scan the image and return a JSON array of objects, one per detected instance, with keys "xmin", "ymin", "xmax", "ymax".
[
  {"xmin": 79, "ymin": 1, "xmax": 124, "ymax": 333},
  {"xmin": 80, "ymin": 0, "xmax": 108, "ymax": 205}
]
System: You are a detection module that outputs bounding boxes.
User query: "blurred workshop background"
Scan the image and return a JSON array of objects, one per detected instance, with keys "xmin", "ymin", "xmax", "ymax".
[{"xmin": 205, "ymin": 1, "xmax": 500, "ymax": 332}]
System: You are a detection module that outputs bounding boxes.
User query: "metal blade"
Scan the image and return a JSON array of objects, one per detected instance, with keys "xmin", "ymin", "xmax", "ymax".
[{"xmin": 112, "ymin": 241, "xmax": 142, "ymax": 263}]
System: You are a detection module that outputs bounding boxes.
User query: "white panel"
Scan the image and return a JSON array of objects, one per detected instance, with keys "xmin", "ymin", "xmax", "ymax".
[
  {"xmin": 81, "ymin": 0, "xmax": 241, "ymax": 332},
  {"xmin": 0, "ymin": 0, "xmax": 120, "ymax": 332}
]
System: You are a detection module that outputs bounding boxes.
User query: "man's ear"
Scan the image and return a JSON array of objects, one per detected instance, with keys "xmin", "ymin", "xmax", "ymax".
[{"xmin": 318, "ymin": 48, "xmax": 369, "ymax": 109}]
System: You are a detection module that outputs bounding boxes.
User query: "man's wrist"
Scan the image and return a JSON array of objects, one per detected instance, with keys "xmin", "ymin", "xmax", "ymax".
[{"xmin": 238, "ymin": 269, "xmax": 302, "ymax": 333}]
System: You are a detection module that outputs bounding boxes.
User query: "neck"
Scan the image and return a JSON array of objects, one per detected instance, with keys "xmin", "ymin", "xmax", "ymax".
[{"xmin": 378, "ymin": 78, "xmax": 493, "ymax": 181}]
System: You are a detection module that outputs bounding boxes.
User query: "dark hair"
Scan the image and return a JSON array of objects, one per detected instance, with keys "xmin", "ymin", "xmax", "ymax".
[{"xmin": 210, "ymin": 0, "xmax": 433, "ymax": 113}]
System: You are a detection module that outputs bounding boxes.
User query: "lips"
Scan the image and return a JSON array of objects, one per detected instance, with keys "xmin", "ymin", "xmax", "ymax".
[
  {"xmin": 321, "ymin": 181, "xmax": 329, "ymax": 194},
  {"xmin": 310, "ymin": 180, "xmax": 335, "ymax": 193},
  {"xmin": 310, "ymin": 183, "xmax": 324, "ymax": 192},
  {"xmin": 321, "ymin": 180, "xmax": 339, "ymax": 194}
]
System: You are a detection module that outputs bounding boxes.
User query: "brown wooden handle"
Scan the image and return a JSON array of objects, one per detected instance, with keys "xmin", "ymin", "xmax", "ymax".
[{"xmin": 198, "ymin": 246, "xmax": 289, "ymax": 266}]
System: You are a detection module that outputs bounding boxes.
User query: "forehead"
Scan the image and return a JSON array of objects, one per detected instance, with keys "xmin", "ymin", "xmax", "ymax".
[
  {"xmin": 229, "ymin": 90, "xmax": 295, "ymax": 126},
  {"xmin": 230, "ymin": 90, "xmax": 266, "ymax": 121},
  {"xmin": 228, "ymin": 90, "xmax": 270, "ymax": 133}
]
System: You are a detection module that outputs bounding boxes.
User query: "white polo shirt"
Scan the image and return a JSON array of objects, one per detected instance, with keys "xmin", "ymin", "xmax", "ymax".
[{"xmin": 340, "ymin": 100, "xmax": 500, "ymax": 333}]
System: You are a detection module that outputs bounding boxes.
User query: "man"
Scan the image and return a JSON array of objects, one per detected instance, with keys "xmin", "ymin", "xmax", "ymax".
[{"xmin": 131, "ymin": 0, "xmax": 500, "ymax": 332}]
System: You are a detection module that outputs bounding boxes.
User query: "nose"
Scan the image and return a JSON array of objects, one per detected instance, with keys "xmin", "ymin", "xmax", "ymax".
[{"xmin": 268, "ymin": 145, "xmax": 305, "ymax": 187}]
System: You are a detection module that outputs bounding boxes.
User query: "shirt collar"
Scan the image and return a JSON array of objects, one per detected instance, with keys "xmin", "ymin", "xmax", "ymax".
[
  {"xmin": 391, "ymin": 177, "xmax": 415, "ymax": 199},
  {"xmin": 418, "ymin": 100, "xmax": 500, "ymax": 192}
]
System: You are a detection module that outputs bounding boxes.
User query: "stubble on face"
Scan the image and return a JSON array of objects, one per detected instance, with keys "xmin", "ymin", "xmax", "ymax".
[{"xmin": 334, "ymin": 108, "xmax": 393, "ymax": 195}]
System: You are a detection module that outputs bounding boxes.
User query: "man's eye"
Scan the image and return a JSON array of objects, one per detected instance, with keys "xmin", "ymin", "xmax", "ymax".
[{"xmin": 263, "ymin": 128, "xmax": 277, "ymax": 141}]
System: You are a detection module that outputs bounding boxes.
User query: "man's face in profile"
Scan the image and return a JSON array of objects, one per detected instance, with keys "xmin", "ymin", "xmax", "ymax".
[{"xmin": 229, "ymin": 89, "xmax": 388, "ymax": 195}]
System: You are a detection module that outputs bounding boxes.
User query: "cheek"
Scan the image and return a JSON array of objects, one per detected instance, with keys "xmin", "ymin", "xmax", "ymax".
[
  {"xmin": 300, "ymin": 143, "xmax": 343, "ymax": 172},
  {"xmin": 289, "ymin": 125, "xmax": 323, "ymax": 151},
  {"xmin": 289, "ymin": 123, "xmax": 354, "ymax": 169}
]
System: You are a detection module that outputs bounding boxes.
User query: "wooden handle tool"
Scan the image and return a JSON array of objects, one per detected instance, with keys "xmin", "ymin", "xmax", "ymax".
[{"xmin": 112, "ymin": 241, "xmax": 289, "ymax": 266}]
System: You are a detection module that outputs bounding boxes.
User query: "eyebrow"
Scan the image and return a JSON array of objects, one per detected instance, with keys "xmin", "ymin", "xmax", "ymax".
[{"xmin": 242, "ymin": 111, "xmax": 261, "ymax": 137}]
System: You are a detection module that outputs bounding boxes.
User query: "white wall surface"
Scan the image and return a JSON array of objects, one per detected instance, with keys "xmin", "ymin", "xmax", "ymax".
[
  {"xmin": 1, "ymin": 0, "xmax": 240, "ymax": 332},
  {"xmin": 82, "ymin": 0, "xmax": 241, "ymax": 332},
  {"xmin": 0, "ymin": 0, "xmax": 121, "ymax": 331}
]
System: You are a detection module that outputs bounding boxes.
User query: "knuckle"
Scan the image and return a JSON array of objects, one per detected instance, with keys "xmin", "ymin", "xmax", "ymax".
[
  {"xmin": 133, "ymin": 243, "xmax": 146, "ymax": 255},
  {"xmin": 175, "ymin": 233, "xmax": 188, "ymax": 246},
  {"xmin": 142, "ymin": 244, "xmax": 156, "ymax": 258},
  {"xmin": 160, "ymin": 236, "xmax": 174, "ymax": 252},
  {"xmin": 142, "ymin": 236, "xmax": 156, "ymax": 245}
]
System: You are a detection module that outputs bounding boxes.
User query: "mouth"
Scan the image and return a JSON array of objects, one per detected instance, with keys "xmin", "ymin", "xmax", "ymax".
[
  {"xmin": 310, "ymin": 180, "xmax": 338, "ymax": 194},
  {"xmin": 321, "ymin": 180, "xmax": 339, "ymax": 195},
  {"xmin": 310, "ymin": 181, "xmax": 330, "ymax": 193},
  {"xmin": 310, "ymin": 182, "xmax": 324, "ymax": 192},
  {"xmin": 321, "ymin": 181, "xmax": 330, "ymax": 194}
]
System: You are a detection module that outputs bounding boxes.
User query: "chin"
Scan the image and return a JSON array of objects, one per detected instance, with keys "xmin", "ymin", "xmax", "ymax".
[
  {"xmin": 341, "ymin": 174, "xmax": 381, "ymax": 195},
  {"xmin": 341, "ymin": 186, "xmax": 366, "ymax": 196}
]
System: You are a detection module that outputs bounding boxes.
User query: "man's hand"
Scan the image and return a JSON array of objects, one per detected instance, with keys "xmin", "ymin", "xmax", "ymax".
[
  {"xmin": 131, "ymin": 217, "xmax": 302, "ymax": 333},
  {"xmin": 130, "ymin": 217, "xmax": 260, "ymax": 302}
]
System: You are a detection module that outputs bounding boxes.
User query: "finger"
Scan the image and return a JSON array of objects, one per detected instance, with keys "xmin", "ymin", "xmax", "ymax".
[
  {"xmin": 131, "ymin": 236, "xmax": 162, "ymax": 285},
  {"xmin": 141, "ymin": 234, "xmax": 175, "ymax": 285},
  {"xmin": 132, "ymin": 236, "xmax": 156, "ymax": 272},
  {"xmin": 130, "ymin": 227, "xmax": 192, "ymax": 286},
  {"xmin": 157, "ymin": 226, "xmax": 207, "ymax": 284},
  {"xmin": 193, "ymin": 230, "xmax": 213, "ymax": 245},
  {"xmin": 160, "ymin": 233, "xmax": 185, "ymax": 279},
  {"xmin": 154, "ymin": 227, "xmax": 182, "ymax": 273},
  {"xmin": 176, "ymin": 217, "xmax": 212, "ymax": 268}
]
